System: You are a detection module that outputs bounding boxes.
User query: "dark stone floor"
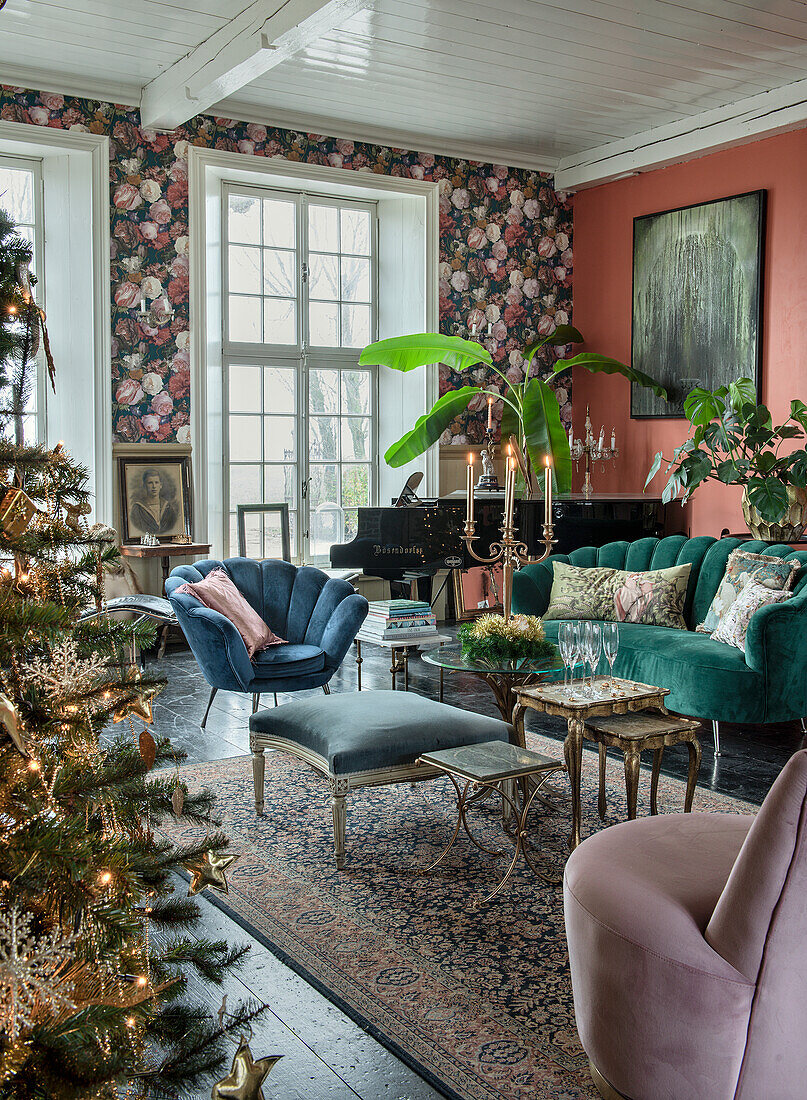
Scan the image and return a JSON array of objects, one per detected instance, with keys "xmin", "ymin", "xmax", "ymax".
[{"xmin": 149, "ymin": 629, "xmax": 806, "ymax": 1098}]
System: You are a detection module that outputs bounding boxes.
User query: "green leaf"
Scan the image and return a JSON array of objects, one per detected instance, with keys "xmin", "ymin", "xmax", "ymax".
[
  {"xmin": 521, "ymin": 377, "xmax": 572, "ymax": 494},
  {"xmin": 716, "ymin": 460, "xmax": 742, "ymax": 484},
  {"xmin": 775, "ymin": 424, "xmax": 802, "ymax": 439},
  {"xmin": 746, "ymin": 478, "xmax": 790, "ymax": 523},
  {"xmin": 728, "ymin": 378, "xmax": 757, "ymax": 413},
  {"xmin": 791, "ymin": 399, "xmax": 807, "ymax": 431},
  {"xmin": 523, "ymin": 325, "xmax": 584, "ymax": 363},
  {"xmin": 747, "ymin": 404, "xmax": 773, "ymax": 431},
  {"xmin": 680, "ymin": 450, "xmax": 712, "ymax": 489},
  {"xmin": 359, "ymin": 333, "xmax": 492, "ymax": 373},
  {"xmin": 552, "ymin": 353, "xmax": 667, "ymax": 398},
  {"xmin": 499, "ymin": 383, "xmax": 521, "ymax": 445},
  {"xmin": 755, "ymin": 450, "xmax": 778, "ymax": 474},
  {"xmin": 661, "ymin": 470, "xmax": 685, "ymax": 505},
  {"xmin": 644, "ymin": 451, "xmax": 663, "ymax": 489},
  {"xmin": 384, "ymin": 386, "xmax": 480, "ymax": 467},
  {"xmin": 789, "ymin": 452, "xmax": 807, "ymax": 488},
  {"xmin": 684, "ymin": 387, "xmax": 725, "ymax": 426}
]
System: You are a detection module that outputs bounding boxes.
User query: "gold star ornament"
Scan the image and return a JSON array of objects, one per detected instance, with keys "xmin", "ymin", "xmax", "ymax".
[
  {"xmin": 210, "ymin": 1036, "xmax": 282, "ymax": 1100},
  {"xmin": 184, "ymin": 849, "xmax": 239, "ymax": 896}
]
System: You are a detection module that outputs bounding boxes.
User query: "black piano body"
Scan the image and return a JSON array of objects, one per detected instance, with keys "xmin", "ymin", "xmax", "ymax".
[{"xmin": 330, "ymin": 492, "xmax": 665, "ymax": 584}]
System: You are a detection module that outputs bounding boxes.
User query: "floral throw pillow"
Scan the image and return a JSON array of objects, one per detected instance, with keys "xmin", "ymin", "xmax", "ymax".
[
  {"xmin": 711, "ymin": 577, "xmax": 791, "ymax": 652},
  {"xmin": 543, "ymin": 561, "xmax": 691, "ymax": 629},
  {"xmin": 697, "ymin": 549, "xmax": 800, "ymax": 634}
]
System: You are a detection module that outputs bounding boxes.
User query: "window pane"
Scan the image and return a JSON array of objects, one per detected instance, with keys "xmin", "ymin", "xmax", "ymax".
[
  {"xmin": 228, "ymin": 245, "xmax": 261, "ymax": 294},
  {"xmin": 343, "ymin": 508, "xmax": 359, "ymax": 541},
  {"xmin": 310, "ymin": 416, "xmax": 339, "ymax": 461},
  {"xmin": 264, "ymin": 416, "xmax": 296, "ymax": 461},
  {"xmin": 341, "ymin": 371, "xmax": 370, "ymax": 415},
  {"xmin": 264, "ymin": 367, "xmax": 296, "ymax": 415},
  {"xmin": 263, "ymin": 249, "xmax": 295, "ymax": 297},
  {"xmin": 264, "ymin": 512, "xmax": 290, "ymax": 560},
  {"xmin": 341, "ymin": 418, "xmax": 371, "ymax": 461},
  {"xmin": 263, "ymin": 198, "xmax": 295, "ymax": 249},
  {"xmin": 308, "ymin": 204, "xmax": 338, "ymax": 252},
  {"xmin": 309, "ymin": 254, "xmax": 339, "ymax": 300},
  {"xmin": 310, "ymin": 464, "xmax": 340, "ymax": 509},
  {"xmin": 229, "ymin": 415, "xmax": 261, "ymax": 461},
  {"xmin": 228, "ymin": 295, "xmax": 261, "ymax": 342},
  {"xmin": 343, "ymin": 464, "xmax": 370, "ymax": 507},
  {"xmin": 229, "ymin": 364, "xmax": 261, "ymax": 412},
  {"xmin": 239, "ymin": 511, "xmax": 263, "ymax": 557},
  {"xmin": 0, "ymin": 166, "xmax": 33, "ymax": 224},
  {"xmin": 341, "ymin": 303, "xmax": 370, "ymax": 348},
  {"xmin": 309, "ymin": 369, "xmax": 338, "ymax": 414},
  {"xmin": 229, "ymin": 464, "xmax": 262, "ymax": 506},
  {"xmin": 341, "ymin": 256, "xmax": 370, "ymax": 302},
  {"xmin": 264, "ymin": 464, "xmax": 296, "ymax": 505},
  {"xmin": 341, "ymin": 208, "xmax": 371, "ymax": 255},
  {"xmin": 309, "ymin": 301, "xmax": 338, "ymax": 346},
  {"xmin": 263, "ymin": 298, "xmax": 296, "ymax": 345},
  {"xmin": 228, "ymin": 193, "xmax": 261, "ymax": 244}
]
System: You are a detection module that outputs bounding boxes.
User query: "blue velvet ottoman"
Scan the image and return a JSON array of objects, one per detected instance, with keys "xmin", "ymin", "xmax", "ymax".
[{"xmin": 249, "ymin": 690, "xmax": 513, "ymax": 869}]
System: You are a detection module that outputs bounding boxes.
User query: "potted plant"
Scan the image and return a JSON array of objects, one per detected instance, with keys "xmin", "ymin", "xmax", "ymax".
[
  {"xmin": 645, "ymin": 378, "xmax": 807, "ymax": 541},
  {"xmin": 359, "ymin": 328, "xmax": 665, "ymax": 494}
]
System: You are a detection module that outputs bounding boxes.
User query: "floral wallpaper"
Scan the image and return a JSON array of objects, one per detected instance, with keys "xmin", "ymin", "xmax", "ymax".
[{"xmin": 0, "ymin": 85, "xmax": 573, "ymax": 446}]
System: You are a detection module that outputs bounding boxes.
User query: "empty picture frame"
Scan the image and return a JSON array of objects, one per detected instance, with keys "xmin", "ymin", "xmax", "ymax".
[
  {"xmin": 631, "ymin": 190, "xmax": 765, "ymax": 418},
  {"xmin": 237, "ymin": 503, "xmax": 291, "ymax": 561}
]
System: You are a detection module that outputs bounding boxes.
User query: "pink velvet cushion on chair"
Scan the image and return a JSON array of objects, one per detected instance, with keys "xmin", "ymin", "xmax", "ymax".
[{"xmin": 175, "ymin": 567, "xmax": 285, "ymax": 657}]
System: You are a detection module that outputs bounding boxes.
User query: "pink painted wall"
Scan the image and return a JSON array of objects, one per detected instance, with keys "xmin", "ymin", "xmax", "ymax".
[{"xmin": 570, "ymin": 127, "xmax": 807, "ymax": 536}]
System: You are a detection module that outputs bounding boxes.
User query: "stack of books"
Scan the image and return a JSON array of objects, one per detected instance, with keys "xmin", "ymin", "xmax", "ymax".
[{"xmin": 362, "ymin": 599, "xmax": 438, "ymax": 642}]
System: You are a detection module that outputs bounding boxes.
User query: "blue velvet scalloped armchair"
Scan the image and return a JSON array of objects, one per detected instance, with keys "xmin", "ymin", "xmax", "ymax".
[{"xmin": 165, "ymin": 558, "xmax": 368, "ymax": 727}]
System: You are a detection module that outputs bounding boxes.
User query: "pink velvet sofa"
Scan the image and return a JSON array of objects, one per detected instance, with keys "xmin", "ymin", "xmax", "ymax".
[{"xmin": 564, "ymin": 749, "xmax": 807, "ymax": 1100}]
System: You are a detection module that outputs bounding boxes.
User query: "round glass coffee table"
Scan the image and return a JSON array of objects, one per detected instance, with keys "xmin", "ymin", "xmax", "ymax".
[{"xmin": 422, "ymin": 645, "xmax": 584, "ymax": 725}]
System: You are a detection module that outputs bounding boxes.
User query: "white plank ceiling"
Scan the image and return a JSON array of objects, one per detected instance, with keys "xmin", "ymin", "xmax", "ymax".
[{"xmin": 2, "ymin": 0, "xmax": 807, "ymax": 178}]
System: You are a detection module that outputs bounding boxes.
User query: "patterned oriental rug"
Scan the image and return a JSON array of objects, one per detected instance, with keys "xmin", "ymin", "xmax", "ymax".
[{"xmin": 169, "ymin": 732, "xmax": 755, "ymax": 1100}]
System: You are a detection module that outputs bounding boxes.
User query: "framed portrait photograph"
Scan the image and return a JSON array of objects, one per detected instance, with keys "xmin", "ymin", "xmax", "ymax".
[
  {"xmin": 631, "ymin": 190, "xmax": 765, "ymax": 418},
  {"xmin": 453, "ymin": 564, "xmax": 504, "ymax": 621},
  {"xmin": 119, "ymin": 456, "xmax": 191, "ymax": 544}
]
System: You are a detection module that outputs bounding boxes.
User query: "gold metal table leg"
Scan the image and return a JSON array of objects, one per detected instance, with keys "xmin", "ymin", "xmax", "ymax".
[
  {"xmin": 650, "ymin": 747, "xmax": 663, "ymax": 815},
  {"xmin": 685, "ymin": 739, "xmax": 702, "ymax": 812},
  {"xmin": 565, "ymin": 717, "xmax": 584, "ymax": 850},
  {"xmin": 597, "ymin": 743, "xmax": 607, "ymax": 819},
  {"xmin": 624, "ymin": 749, "xmax": 641, "ymax": 820}
]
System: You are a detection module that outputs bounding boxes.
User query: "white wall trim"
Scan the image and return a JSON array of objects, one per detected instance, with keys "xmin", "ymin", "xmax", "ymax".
[
  {"xmin": 0, "ymin": 122, "xmax": 112, "ymax": 522},
  {"xmin": 555, "ymin": 76, "xmax": 807, "ymax": 192},
  {"xmin": 188, "ymin": 145, "xmax": 440, "ymax": 551}
]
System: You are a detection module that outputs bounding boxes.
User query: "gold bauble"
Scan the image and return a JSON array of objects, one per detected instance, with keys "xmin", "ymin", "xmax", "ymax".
[{"xmin": 184, "ymin": 850, "xmax": 238, "ymax": 896}]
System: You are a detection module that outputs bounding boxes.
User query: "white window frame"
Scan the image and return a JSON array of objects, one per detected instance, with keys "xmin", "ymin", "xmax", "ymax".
[
  {"xmin": 189, "ymin": 146, "xmax": 440, "ymax": 558},
  {"xmin": 0, "ymin": 153, "xmax": 46, "ymax": 444},
  {"xmin": 221, "ymin": 182, "xmax": 379, "ymax": 562}
]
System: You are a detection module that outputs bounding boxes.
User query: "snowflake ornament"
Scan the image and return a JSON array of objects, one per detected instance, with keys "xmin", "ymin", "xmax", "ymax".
[
  {"xmin": 20, "ymin": 639, "xmax": 107, "ymax": 704},
  {"xmin": 0, "ymin": 907, "xmax": 76, "ymax": 1039}
]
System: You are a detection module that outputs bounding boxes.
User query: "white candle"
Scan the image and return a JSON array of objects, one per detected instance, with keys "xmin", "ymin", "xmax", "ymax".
[
  {"xmin": 487, "ymin": 395, "xmax": 493, "ymax": 431},
  {"xmin": 544, "ymin": 456, "xmax": 552, "ymax": 526},
  {"xmin": 568, "ymin": 426, "xmax": 573, "ymax": 448},
  {"xmin": 611, "ymin": 428, "xmax": 616, "ymax": 451},
  {"xmin": 504, "ymin": 456, "xmax": 515, "ymax": 528},
  {"xmin": 487, "ymin": 321, "xmax": 493, "ymax": 336},
  {"xmin": 470, "ymin": 321, "xmax": 477, "ymax": 336},
  {"xmin": 466, "ymin": 454, "xmax": 474, "ymax": 524},
  {"xmin": 598, "ymin": 426, "xmax": 605, "ymax": 451}
]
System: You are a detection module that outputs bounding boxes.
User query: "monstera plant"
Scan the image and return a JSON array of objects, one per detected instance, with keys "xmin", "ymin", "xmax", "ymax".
[
  {"xmin": 359, "ymin": 327, "xmax": 666, "ymax": 494},
  {"xmin": 645, "ymin": 379, "xmax": 807, "ymax": 539}
]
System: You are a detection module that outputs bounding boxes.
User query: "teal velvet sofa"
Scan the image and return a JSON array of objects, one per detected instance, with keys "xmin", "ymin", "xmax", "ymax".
[{"xmin": 512, "ymin": 535, "xmax": 807, "ymax": 753}]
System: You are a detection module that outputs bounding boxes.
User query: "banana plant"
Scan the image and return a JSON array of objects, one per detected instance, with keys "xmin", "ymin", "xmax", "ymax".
[{"xmin": 359, "ymin": 327, "xmax": 667, "ymax": 495}]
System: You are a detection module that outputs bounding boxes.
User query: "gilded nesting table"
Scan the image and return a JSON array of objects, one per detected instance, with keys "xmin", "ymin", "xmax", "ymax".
[{"xmin": 511, "ymin": 678, "xmax": 674, "ymax": 851}]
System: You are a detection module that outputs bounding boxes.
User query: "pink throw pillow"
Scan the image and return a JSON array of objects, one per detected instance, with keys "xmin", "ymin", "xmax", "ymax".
[{"xmin": 176, "ymin": 568, "xmax": 286, "ymax": 657}]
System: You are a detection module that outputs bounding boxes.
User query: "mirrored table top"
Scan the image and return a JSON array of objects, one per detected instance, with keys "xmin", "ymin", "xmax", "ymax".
[{"xmin": 421, "ymin": 644, "xmax": 585, "ymax": 678}]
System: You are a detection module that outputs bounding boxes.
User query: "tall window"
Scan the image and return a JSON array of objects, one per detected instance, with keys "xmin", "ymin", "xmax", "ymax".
[
  {"xmin": 223, "ymin": 184, "xmax": 377, "ymax": 563},
  {"xmin": 0, "ymin": 155, "xmax": 45, "ymax": 443}
]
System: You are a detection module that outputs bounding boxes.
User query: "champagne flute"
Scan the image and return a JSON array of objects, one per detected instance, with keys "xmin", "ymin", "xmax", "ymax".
[
  {"xmin": 573, "ymin": 621, "xmax": 586, "ymax": 696},
  {"xmin": 586, "ymin": 622, "xmax": 602, "ymax": 695},
  {"xmin": 602, "ymin": 622, "xmax": 619, "ymax": 692},
  {"xmin": 558, "ymin": 622, "xmax": 572, "ymax": 691}
]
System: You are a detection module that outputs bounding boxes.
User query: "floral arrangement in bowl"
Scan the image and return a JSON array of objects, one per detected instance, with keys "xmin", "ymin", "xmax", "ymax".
[{"xmin": 457, "ymin": 613, "xmax": 556, "ymax": 666}]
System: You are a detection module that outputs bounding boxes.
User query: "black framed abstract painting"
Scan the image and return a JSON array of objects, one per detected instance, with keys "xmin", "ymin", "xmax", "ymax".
[{"xmin": 631, "ymin": 190, "xmax": 766, "ymax": 418}]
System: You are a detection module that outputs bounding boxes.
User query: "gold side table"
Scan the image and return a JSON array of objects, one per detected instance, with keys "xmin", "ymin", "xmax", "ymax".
[
  {"xmin": 511, "ymin": 678, "xmax": 670, "ymax": 851},
  {"xmin": 417, "ymin": 739, "xmax": 565, "ymax": 904},
  {"xmin": 584, "ymin": 712, "xmax": 703, "ymax": 821}
]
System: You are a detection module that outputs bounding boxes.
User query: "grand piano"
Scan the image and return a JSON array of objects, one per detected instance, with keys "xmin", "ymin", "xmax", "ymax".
[{"xmin": 330, "ymin": 491, "xmax": 666, "ymax": 595}]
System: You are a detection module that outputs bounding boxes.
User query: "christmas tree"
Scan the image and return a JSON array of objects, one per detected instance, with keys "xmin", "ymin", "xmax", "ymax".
[{"xmin": 0, "ymin": 208, "xmax": 266, "ymax": 1097}]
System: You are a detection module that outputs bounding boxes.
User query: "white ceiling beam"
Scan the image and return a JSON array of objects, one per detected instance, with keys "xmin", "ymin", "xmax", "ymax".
[
  {"xmin": 554, "ymin": 77, "xmax": 807, "ymax": 192},
  {"xmin": 140, "ymin": 0, "xmax": 369, "ymax": 131}
]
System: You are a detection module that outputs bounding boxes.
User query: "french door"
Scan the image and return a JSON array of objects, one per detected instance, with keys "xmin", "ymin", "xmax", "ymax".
[{"xmin": 223, "ymin": 183, "xmax": 378, "ymax": 563}]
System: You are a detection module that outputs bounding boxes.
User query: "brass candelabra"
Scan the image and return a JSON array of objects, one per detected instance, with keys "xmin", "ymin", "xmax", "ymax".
[{"xmin": 463, "ymin": 453, "xmax": 556, "ymax": 620}]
